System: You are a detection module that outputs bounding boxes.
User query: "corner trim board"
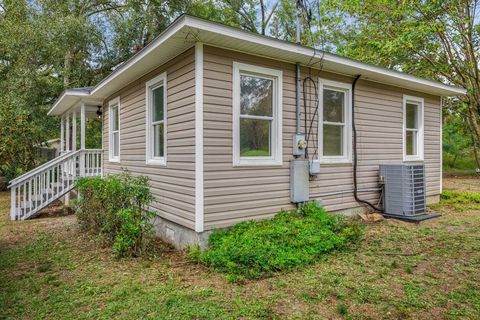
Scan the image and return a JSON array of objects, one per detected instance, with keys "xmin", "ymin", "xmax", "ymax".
[
  {"xmin": 440, "ymin": 97, "xmax": 443, "ymax": 193},
  {"xmin": 195, "ymin": 42, "xmax": 204, "ymax": 233}
]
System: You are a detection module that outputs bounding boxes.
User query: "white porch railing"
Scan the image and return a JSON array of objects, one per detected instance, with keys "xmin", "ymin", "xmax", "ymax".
[{"xmin": 9, "ymin": 149, "xmax": 102, "ymax": 221}]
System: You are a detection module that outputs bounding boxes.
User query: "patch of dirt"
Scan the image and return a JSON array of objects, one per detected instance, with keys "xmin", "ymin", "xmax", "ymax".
[
  {"xmin": 359, "ymin": 212, "xmax": 385, "ymax": 223},
  {"xmin": 35, "ymin": 200, "xmax": 75, "ymax": 219},
  {"xmin": 443, "ymin": 176, "xmax": 480, "ymax": 192}
]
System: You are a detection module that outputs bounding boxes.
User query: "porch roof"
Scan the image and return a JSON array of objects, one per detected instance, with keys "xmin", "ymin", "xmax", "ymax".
[
  {"xmin": 49, "ymin": 15, "xmax": 466, "ymax": 116},
  {"xmin": 47, "ymin": 87, "xmax": 102, "ymax": 116}
]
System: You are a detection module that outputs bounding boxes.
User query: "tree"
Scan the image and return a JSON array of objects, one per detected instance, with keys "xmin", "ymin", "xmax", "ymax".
[
  {"xmin": 0, "ymin": 0, "xmax": 123, "ymax": 180},
  {"xmin": 0, "ymin": 1, "xmax": 59, "ymax": 179},
  {"xmin": 443, "ymin": 109, "xmax": 474, "ymax": 169},
  {"xmin": 318, "ymin": 0, "xmax": 480, "ymax": 165}
]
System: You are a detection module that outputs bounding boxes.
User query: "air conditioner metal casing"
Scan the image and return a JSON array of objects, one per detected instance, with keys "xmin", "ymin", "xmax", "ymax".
[{"xmin": 380, "ymin": 163, "xmax": 426, "ymax": 216}]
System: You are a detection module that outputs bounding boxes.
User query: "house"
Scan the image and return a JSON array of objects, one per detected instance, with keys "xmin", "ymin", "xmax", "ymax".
[
  {"xmin": 9, "ymin": 15, "xmax": 466, "ymax": 248},
  {"xmin": 36, "ymin": 138, "xmax": 62, "ymax": 161}
]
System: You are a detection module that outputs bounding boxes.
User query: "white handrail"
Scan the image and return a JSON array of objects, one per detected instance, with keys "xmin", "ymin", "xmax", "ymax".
[
  {"xmin": 9, "ymin": 149, "xmax": 103, "ymax": 220},
  {"xmin": 9, "ymin": 151, "xmax": 78, "ymax": 187},
  {"xmin": 9, "ymin": 149, "xmax": 102, "ymax": 187}
]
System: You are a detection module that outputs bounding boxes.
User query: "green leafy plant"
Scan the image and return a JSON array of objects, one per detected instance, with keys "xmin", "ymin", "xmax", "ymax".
[
  {"xmin": 439, "ymin": 191, "xmax": 480, "ymax": 211},
  {"xmin": 74, "ymin": 172, "xmax": 155, "ymax": 257},
  {"xmin": 336, "ymin": 302, "xmax": 349, "ymax": 317},
  {"xmin": 190, "ymin": 202, "xmax": 364, "ymax": 281}
]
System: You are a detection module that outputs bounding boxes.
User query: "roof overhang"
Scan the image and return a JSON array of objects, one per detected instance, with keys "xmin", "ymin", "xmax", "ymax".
[
  {"xmin": 51, "ymin": 15, "xmax": 466, "ymax": 116},
  {"xmin": 48, "ymin": 87, "xmax": 103, "ymax": 116}
]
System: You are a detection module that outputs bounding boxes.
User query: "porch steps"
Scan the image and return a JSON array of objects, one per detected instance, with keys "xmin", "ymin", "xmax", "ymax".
[
  {"xmin": 14, "ymin": 175, "xmax": 74, "ymax": 219},
  {"xmin": 9, "ymin": 149, "xmax": 102, "ymax": 221}
]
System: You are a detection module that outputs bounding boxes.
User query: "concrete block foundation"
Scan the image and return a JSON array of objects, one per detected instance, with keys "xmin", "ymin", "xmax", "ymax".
[{"xmin": 152, "ymin": 215, "xmax": 211, "ymax": 250}]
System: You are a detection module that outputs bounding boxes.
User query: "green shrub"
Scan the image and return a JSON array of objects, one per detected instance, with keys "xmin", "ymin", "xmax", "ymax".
[
  {"xmin": 440, "ymin": 190, "xmax": 480, "ymax": 211},
  {"xmin": 441, "ymin": 190, "xmax": 480, "ymax": 203},
  {"xmin": 191, "ymin": 202, "xmax": 363, "ymax": 281},
  {"xmin": 74, "ymin": 173, "xmax": 155, "ymax": 257}
]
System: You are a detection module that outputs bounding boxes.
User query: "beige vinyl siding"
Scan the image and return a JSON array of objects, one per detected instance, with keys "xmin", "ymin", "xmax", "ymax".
[
  {"xmin": 203, "ymin": 45, "xmax": 441, "ymax": 230},
  {"xmin": 103, "ymin": 47, "xmax": 196, "ymax": 229}
]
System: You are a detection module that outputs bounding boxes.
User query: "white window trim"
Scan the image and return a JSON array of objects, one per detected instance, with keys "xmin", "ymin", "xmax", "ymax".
[
  {"xmin": 318, "ymin": 78, "xmax": 352, "ymax": 164},
  {"xmin": 232, "ymin": 62, "xmax": 283, "ymax": 166},
  {"xmin": 403, "ymin": 95, "xmax": 424, "ymax": 162},
  {"xmin": 108, "ymin": 96, "xmax": 120, "ymax": 162},
  {"xmin": 145, "ymin": 72, "xmax": 167, "ymax": 166}
]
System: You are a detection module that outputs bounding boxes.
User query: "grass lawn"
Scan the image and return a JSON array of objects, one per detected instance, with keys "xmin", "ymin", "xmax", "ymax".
[{"xmin": 1, "ymin": 177, "xmax": 480, "ymax": 319}]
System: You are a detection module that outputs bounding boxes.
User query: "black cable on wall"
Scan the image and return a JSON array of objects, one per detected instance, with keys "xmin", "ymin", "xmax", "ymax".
[
  {"xmin": 352, "ymin": 75, "xmax": 384, "ymax": 213},
  {"xmin": 303, "ymin": 76, "xmax": 319, "ymax": 160}
]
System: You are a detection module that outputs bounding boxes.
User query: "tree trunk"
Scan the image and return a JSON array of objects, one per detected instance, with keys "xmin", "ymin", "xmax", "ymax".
[
  {"xmin": 466, "ymin": 106, "xmax": 480, "ymax": 168},
  {"xmin": 467, "ymin": 105, "xmax": 480, "ymax": 153},
  {"xmin": 260, "ymin": 0, "xmax": 266, "ymax": 35},
  {"xmin": 471, "ymin": 132, "xmax": 480, "ymax": 169},
  {"xmin": 64, "ymin": 49, "xmax": 73, "ymax": 87}
]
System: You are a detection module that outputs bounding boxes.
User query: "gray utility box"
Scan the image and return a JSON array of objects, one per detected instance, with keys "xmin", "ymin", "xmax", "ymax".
[
  {"xmin": 380, "ymin": 164, "xmax": 426, "ymax": 216},
  {"xmin": 290, "ymin": 159, "xmax": 309, "ymax": 203}
]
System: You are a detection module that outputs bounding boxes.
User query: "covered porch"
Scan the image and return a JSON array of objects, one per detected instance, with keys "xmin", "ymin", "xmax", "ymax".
[
  {"xmin": 51, "ymin": 87, "xmax": 103, "ymax": 154},
  {"xmin": 9, "ymin": 88, "xmax": 104, "ymax": 221}
]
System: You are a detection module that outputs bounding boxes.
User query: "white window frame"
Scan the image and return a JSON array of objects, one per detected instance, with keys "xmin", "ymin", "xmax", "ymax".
[
  {"xmin": 108, "ymin": 96, "xmax": 120, "ymax": 162},
  {"xmin": 403, "ymin": 95, "xmax": 424, "ymax": 162},
  {"xmin": 318, "ymin": 79, "xmax": 352, "ymax": 164},
  {"xmin": 145, "ymin": 72, "xmax": 167, "ymax": 165},
  {"xmin": 232, "ymin": 62, "xmax": 283, "ymax": 166}
]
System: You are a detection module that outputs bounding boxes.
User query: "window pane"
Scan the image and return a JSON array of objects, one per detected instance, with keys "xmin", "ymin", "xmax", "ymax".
[
  {"xmin": 152, "ymin": 86, "xmax": 164, "ymax": 122},
  {"xmin": 112, "ymin": 132, "xmax": 119, "ymax": 157},
  {"xmin": 240, "ymin": 74, "xmax": 273, "ymax": 117},
  {"xmin": 240, "ymin": 118, "xmax": 271, "ymax": 157},
  {"xmin": 323, "ymin": 124, "xmax": 343, "ymax": 156},
  {"xmin": 406, "ymin": 130, "xmax": 417, "ymax": 156},
  {"xmin": 153, "ymin": 123, "xmax": 164, "ymax": 158},
  {"xmin": 111, "ymin": 106, "xmax": 119, "ymax": 131},
  {"xmin": 323, "ymin": 89, "xmax": 344, "ymax": 123},
  {"xmin": 406, "ymin": 103, "xmax": 418, "ymax": 129}
]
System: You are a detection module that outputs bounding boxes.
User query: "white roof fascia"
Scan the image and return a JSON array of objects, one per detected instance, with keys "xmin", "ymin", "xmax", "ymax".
[
  {"xmin": 186, "ymin": 16, "xmax": 466, "ymax": 96},
  {"xmin": 53, "ymin": 15, "xmax": 466, "ymax": 112},
  {"xmin": 90, "ymin": 15, "xmax": 187, "ymax": 98},
  {"xmin": 48, "ymin": 88, "xmax": 102, "ymax": 116}
]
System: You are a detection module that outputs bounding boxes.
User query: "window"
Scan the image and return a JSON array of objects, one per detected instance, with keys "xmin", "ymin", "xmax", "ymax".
[
  {"xmin": 318, "ymin": 79, "xmax": 352, "ymax": 163},
  {"xmin": 233, "ymin": 62, "xmax": 283, "ymax": 166},
  {"xmin": 108, "ymin": 97, "xmax": 120, "ymax": 162},
  {"xmin": 403, "ymin": 95, "xmax": 424, "ymax": 161},
  {"xmin": 146, "ymin": 73, "xmax": 167, "ymax": 165}
]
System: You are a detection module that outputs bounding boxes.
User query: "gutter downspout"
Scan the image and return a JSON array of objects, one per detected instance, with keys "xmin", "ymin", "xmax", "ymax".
[
  {"xmin": 296, "ymin": 62, "xmax": 301, "ymax": 135},
  {"xmin": 295, "ymin": 0, "xmax": 302, "ymax": 136}
]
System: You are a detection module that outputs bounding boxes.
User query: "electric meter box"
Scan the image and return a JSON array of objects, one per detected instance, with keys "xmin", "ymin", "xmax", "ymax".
[{"xmin": 292, "ymin": 134, "xmax": 306, "ymax": 156}]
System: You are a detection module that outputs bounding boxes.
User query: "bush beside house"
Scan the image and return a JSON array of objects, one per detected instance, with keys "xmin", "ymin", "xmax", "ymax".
[
  {"xmin": 74, "ymin": 173, "xmax": 155, "ymax": 257},
  {"xmin": 74, "ymin": 173, "xmax": 363, "ymax": 278},
  {"xmin": 190, "ymin": 202, "xmax": 364, "ymax": 282}
]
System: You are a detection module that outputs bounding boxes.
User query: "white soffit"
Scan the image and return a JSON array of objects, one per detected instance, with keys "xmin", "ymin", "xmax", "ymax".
[
  {"xmin": 48, "ymin": 88, "xmax": 102, "ymax": 116},
  {"xmin": 91, "ymin": 16, "xmax": 194, "ymax": 99},
  {"xmin": 186, "ymin": 17, "xmax": 466, "ymax": 96},
  {"xmin": 60, "ymin": 15, "xmax": 466, "ymax": 108}
]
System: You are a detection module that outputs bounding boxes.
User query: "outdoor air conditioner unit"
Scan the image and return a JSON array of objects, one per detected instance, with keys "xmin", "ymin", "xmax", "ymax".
[{"xmin": 379, "ymin": 164, "xmax": 428, "ymax": 219}]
